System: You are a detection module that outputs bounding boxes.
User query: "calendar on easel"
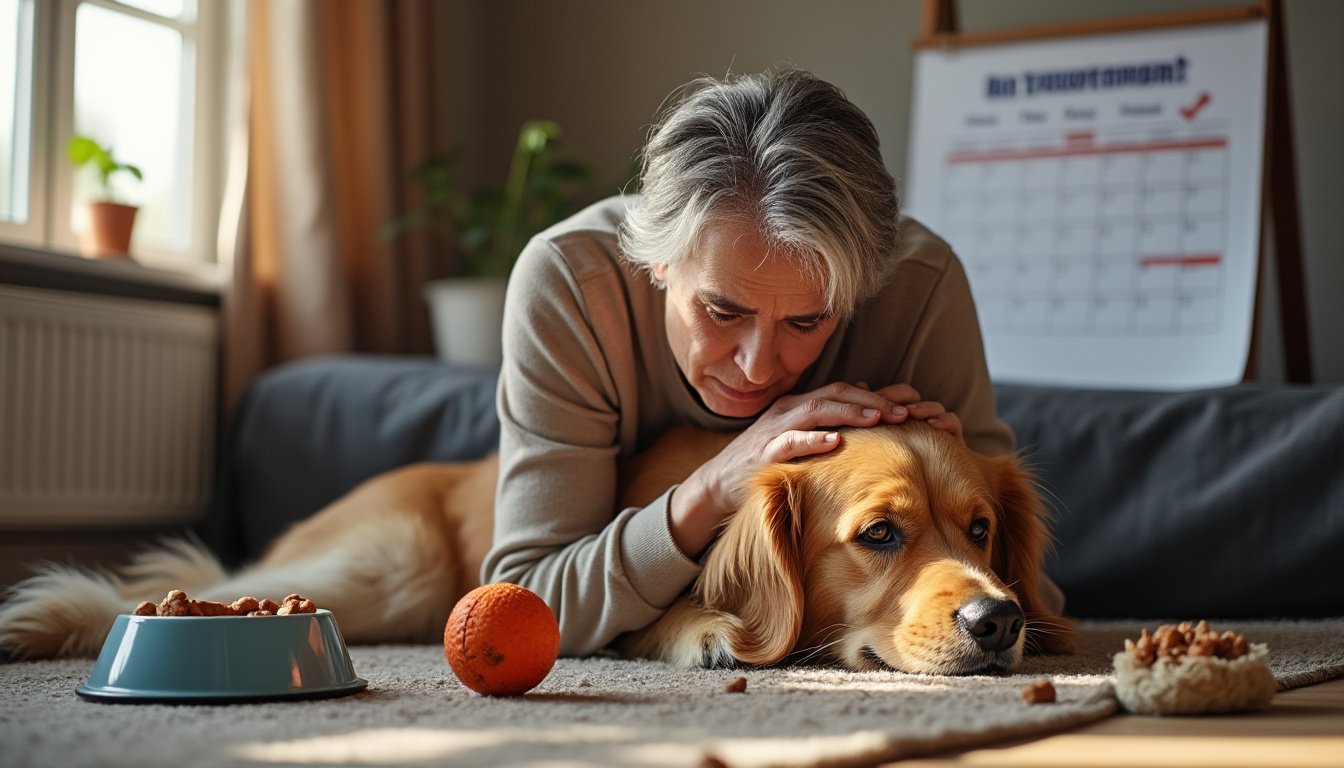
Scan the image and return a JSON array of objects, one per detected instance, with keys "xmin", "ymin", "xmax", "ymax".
[{"xmin": 904, "ymin": 1, "xmax": 1311, "ymax": 389}]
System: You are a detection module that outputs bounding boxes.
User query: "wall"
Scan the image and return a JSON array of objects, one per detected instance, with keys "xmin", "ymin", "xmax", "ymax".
[{"xmin": 466, "ymin": 0, "xmax": 1342, "ymax": 384}]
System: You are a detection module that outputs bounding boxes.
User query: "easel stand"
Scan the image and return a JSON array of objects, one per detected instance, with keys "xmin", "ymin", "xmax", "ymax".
[{"xmin": 918, "ymin": 0, "xmax": 1313, "ymax": 383}]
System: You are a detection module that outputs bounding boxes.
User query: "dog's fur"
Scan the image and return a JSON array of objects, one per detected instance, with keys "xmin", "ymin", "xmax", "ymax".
[{"xmin": 0, "ymin": 422, "xmax": 1073, "ymax": 671}]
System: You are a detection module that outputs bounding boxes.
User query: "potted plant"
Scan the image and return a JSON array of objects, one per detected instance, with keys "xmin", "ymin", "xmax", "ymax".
[
  {"xmin": 381, "ymin": 120, "xmax": 592, "ymax": 365},
  {"xmin": 68, "ymin": 135, "xmax": 143, "ymax": 260}
]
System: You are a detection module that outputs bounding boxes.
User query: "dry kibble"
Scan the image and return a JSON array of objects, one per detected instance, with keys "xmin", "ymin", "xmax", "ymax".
[
  {"xmin": 1188, "ymin": 638, "xmax": 1217, "ymax": 657},
  {"xmin": 1021, "ymin": 679, "xmax": 1056, "ymax": 704},
  {"xmin": 723, "ymin": 676, "xmax": 748, "ymax": 693},
  {"xmin": 130, "ymin": 590, "xmax": 318, "ymax": 618},
  {"xmin": 230, "ymin": 596, "xmax": 260, "ymax": 614},
  {"xmin": 192, "ymin": 599, "xmax": 235, "ymax": 616},
  {"xmin": 1124, "ymin": 622, "xmax": 1251, "ymax": 668},
  {"xmin": 277, "ymin": 595, "xmax": 316, "ymax": 615},
  {"xmin": 158, "ymin": 589, "xmax": 193, "ymax": 616}
]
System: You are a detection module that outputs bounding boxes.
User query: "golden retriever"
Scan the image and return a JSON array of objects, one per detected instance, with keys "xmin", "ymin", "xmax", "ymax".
[{"xmin": 0, "ymin": 422, "xmax": 1073, "ymax": 672}]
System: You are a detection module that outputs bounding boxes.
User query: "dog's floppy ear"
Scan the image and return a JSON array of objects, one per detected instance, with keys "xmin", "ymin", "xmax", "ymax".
[
  {"xmin": 693, "ymin": 463, "xmax": 806, "ymax": 666},
  {"xmin": 984, "ymin": 454, "xmax": 1076, "ymax": 655}
]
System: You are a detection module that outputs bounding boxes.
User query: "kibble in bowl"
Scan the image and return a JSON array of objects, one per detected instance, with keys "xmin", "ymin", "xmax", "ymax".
[
  {"xmin": 76, "ymin": 590, "xmax": 362, "ymax": 703},
  {"xmin": 1112, "ymin": 621, "xmax": 1275, "ymax": 715}
]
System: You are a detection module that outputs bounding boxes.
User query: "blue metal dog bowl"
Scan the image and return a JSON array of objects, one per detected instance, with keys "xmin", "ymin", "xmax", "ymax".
[{"xmin": 77, "ymin": 609, "xmax": 367, "ymax": 703}]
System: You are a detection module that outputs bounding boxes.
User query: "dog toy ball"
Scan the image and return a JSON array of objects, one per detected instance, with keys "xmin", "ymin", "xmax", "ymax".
[
  {"xmin": 444, "ymin": 582, "xmax": 560, "ymax": 696},
  {"xmin": 1113, "ymin": 621, "xmax": 1275, "ymax": 715}
]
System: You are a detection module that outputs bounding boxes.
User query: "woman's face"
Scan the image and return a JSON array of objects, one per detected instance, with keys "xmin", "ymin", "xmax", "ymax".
[{"xmin": 655, "ymin": 219, "xmax": 839, "ymax": 418}]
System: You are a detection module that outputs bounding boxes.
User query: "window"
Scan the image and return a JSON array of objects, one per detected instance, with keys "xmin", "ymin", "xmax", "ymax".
[
  {"xmin": 1, "ymin": 0, "xmax": 36, "ymax": 232},
  {"xmin": 0, "ymin": 0, "xmax": 240, "ymax": 268}
]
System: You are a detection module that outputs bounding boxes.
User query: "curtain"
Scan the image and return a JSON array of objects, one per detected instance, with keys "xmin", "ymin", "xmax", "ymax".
[{"xmin": 221, "ymin": 0, "xmax": 455, "ymax": 414}]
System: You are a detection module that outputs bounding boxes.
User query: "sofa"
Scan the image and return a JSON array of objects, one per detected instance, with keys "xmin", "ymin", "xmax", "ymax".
[{"xmin": 209, "ymin": 354, "xmax": 1344, "ymax": 620}]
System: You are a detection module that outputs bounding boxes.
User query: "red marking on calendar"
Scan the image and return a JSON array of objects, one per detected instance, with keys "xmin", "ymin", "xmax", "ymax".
[
  {"xmin": 1140, "ymin": 253, "xmax": 1222, "ymax": 268},
  {"xmin": 1180, "ymin": 91, "xmax": 1212, "ymax": 121},
  {"xmin": 1065, "ymin": 131, "xmax": 1095, "ymax": 145},
  {"xmin": 947, "ymin": 136, "xmax": 1226, "ymax": 164}
]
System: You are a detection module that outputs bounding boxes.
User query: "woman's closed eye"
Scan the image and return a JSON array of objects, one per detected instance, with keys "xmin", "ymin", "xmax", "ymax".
[
  {"xmin": 703, "ymin": 300, "xmax": 829, "ymax": 334},
  {"xmin": 706, "ymin": 305, "xmax": 740, "ymax": 324}
]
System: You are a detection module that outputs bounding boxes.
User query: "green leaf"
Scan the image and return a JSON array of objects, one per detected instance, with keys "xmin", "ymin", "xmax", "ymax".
[
  {"xmin": 67, "ymin": 134, "xmax": 143, "ymax": 200},
  {"xmin": 68, "ymin": 136, "xmax": 105, "ymax": 166}
]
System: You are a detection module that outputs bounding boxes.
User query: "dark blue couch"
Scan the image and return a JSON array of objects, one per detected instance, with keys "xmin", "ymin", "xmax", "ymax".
[{"xmin": 210, "ymin": 354, "xmax": 1344, "ymax": 620}]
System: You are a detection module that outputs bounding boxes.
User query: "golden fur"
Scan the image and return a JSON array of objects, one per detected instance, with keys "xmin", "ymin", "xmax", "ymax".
[{"xmin": 0, "ymin": 422, "xmax": 1072, "ymax": 670}]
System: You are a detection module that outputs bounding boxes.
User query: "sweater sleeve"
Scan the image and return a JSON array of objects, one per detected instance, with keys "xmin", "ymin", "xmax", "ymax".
[
  {"xmin": 901, "ymin": 248, "xmax": 1015, "ymax": 457},
  {"xmin": 481, "ymin": 233, "xmax": 702, "ymax": 656}
]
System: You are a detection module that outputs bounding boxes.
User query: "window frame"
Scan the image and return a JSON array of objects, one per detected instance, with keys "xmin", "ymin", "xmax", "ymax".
[{"xmin": 0, "ymin": 0, "xmax": 234, "ymax": 270}]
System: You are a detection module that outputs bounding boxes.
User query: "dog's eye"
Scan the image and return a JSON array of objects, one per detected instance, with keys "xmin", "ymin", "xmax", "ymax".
[
  {"xmin": 969, "ymin": 517, "xmax": 991, "ymax": 546},
  {"xmin": 857, "ymin": 521, "xmax": 902, "ymax": 550}
]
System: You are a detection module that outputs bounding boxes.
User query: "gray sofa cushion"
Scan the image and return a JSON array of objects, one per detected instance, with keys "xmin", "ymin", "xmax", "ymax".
[
  {"xmin": 214, "ymin": 355, "xmax": 499, "ymax": 562},
  {"xmin": 995, "ymin": 383, "xmax": 1344, "ymax": 619}
]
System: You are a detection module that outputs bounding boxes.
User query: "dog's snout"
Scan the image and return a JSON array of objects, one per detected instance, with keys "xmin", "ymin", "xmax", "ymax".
[{"xmin": 957, "ymin": 598, "xmax": 1024, "ymax": 653}]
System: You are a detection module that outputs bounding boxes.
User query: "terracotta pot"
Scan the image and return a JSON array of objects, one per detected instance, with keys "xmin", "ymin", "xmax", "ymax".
[{"xmin": 81, "ymin": 201, "xmax": 138, "ymax": 259}]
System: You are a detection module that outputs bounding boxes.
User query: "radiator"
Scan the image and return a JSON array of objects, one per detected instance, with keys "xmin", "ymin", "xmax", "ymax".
[{"xmin": 0, "ymin": 285, "xmax": 219, "ymax": 526}]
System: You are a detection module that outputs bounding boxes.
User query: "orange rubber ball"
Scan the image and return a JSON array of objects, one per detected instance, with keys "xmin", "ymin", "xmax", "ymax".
[{"xmin": 443, "ymin": 582, "xmax": 560, "ymax": 696}]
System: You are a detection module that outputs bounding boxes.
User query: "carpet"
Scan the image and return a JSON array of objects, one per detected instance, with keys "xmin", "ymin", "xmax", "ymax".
[{"xmin": 2, "ymin": 619, "xmax": 1342, "ymax": 768}]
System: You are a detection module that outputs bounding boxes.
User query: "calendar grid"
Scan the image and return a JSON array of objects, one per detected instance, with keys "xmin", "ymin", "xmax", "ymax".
[{"xmin": 936, "ymin": 124, "xmax": 1231, "ymax": 337}]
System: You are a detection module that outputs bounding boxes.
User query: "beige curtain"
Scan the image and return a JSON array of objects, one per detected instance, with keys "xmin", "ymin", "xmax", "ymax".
[{"xmin": 221, "ymin": 0, "xmax": 455, "ymax": 414}]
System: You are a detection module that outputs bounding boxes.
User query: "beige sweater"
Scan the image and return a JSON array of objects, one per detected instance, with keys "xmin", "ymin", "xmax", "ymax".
[{"xmin": 483, "ymin": 195, "xmax": 1013, "ymax": 656}]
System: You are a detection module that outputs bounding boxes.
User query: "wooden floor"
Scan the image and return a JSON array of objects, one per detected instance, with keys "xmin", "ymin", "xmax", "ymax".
[{"xmin": 894, "ymin": 676, "xmax": 1344, "ymax": 767}]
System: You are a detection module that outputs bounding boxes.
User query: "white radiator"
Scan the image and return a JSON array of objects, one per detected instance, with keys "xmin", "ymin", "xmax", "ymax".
[{"xmin": 0, "ymin": 285, "xmax": 219, "ymax": 526}]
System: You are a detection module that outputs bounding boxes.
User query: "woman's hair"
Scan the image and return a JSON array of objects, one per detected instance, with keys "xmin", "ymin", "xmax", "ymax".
[{"xmin": 619, "ymin": 68, "xmax": 899, "ymax": 317}]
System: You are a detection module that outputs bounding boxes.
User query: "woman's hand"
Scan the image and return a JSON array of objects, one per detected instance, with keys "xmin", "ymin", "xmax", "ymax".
[
  {"xmin": 667, "ymin": 381, "xmax": 961, "ymax": 559},
  {"xmin": 870, "ymin": 383, "xmax": 964, "ymax": 446}
]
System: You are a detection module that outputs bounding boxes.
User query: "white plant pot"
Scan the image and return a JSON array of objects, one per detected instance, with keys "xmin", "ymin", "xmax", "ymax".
[{"xmin": 424, "ymin": 277, "xmax": 508, "ymax": 367}]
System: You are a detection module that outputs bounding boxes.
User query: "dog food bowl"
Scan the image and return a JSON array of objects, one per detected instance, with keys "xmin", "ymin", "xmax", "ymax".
[{"xmin": 76, "ymin": 609, "xmax": 367, "ymax": 703}]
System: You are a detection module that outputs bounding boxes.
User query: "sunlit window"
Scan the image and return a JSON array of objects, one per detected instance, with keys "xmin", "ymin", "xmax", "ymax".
[
  {"xmin": 0, "ymin": 0, "xmax": 34, "ymax": 225},
  {"xmin": 0, "ymin": 0, "xmax": 237, "ymax": 266},
  {"xmin": 72, "ymin": 1, "xmax": 194, "ymax": 253}
]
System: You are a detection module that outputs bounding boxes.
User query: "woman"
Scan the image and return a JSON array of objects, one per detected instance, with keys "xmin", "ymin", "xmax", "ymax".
[{"xmin": 482, "ymin": 68, "xmax": 1015, "ymax": 655}]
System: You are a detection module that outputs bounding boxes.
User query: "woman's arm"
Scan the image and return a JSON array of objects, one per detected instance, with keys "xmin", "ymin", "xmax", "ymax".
[{"xmin": 481, "ymin": 233, "xmax": 701, "ymax": 657}]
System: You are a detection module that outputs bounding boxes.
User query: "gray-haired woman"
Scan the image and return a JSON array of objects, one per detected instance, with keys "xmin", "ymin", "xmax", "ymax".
[{"xmin": 483, "ymin": 69, "xmax": 1015, "ymax": 656}]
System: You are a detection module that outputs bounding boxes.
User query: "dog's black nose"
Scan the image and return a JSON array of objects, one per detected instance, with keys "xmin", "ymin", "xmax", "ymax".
[{"xmin": 957, "ymin": 598, "xmax": 1024, "ymax": 653}]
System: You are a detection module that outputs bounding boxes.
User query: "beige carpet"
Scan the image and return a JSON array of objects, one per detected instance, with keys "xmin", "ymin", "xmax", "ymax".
[{"xmin": 3, "ymin": 619, "xmax": 1342, "ymax": 768}]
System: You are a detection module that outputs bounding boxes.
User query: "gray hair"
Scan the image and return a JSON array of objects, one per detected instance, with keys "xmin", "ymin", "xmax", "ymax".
[{"xmin": 619, "ymin": 69, "xmax": 899, "ymax": 316}]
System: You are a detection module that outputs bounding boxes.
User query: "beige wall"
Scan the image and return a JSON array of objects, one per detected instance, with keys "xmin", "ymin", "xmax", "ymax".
[{"xmin": 462, "ymin": 0, "xmax": 1342, "ymax": 385}]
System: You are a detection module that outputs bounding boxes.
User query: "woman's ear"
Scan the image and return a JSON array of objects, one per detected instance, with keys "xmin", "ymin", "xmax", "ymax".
[
  {"xmin": 693, "ymin": 463, "xmax": 806, "ymax": 666},
  {"xmin": 984, "ymin": 454, "xmax": 1076, "ymax": 655},
  {"xmin": 651, "ymin": 262, "xmax": 670, "ymax": 286}
]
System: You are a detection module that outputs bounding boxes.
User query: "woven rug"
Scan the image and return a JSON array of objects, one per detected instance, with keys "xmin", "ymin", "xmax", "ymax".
[{"xmin": 3, "ymin": 619, "xmax": 1342, "ymax": 768}]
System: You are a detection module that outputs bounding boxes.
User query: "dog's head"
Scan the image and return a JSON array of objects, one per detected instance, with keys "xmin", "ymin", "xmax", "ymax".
[{"xmin": 694, "ymin": 422, "xmax": 1074, "ymax": 674}]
